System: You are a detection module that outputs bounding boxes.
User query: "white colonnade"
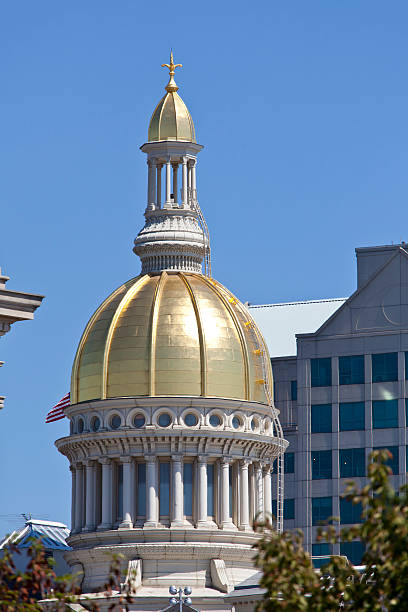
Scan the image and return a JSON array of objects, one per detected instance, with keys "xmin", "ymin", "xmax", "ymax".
[
  {"xmin": 70, "ymin": 456, "xmax": 274, "ymax": 534},
  {"xmin": 146, "ymin": 157, "xmax": 197, "ymax": 211}
]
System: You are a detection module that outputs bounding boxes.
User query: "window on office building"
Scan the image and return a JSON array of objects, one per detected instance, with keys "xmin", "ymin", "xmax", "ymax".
[
  {"xmin": 311, "ymin": 404, "xmax": 332, "ymax": 433},
  {"xmin": 339, "ymin": 401, "xmax": 365, "ymax": 431},
  {"xmin": 406, "ymin": 352, "xmax": 408, "ymax": 380},
  {"xmin": 339, "ymin": 355, "xmax": 365, "ymax": 385},
  {"xmin": 311, "ymin": 450, "xmax": 332, "ymax": 480},
  {"xmin": 339, "ymin": 448, "xmax": 366, "ymax": 478},
  {"xmin": 340, "ymin": 541, "xmax": 365, "ymax": 566},
  {"xmin": 291, "ymin": 380, "xmax": 297, "ymax": 401},
  {"xmin": 374, "ymin": 446, "xmax": 399, "ymax": 475},
  {"xmin": 312, "ymin": 496, "xmax": 332, "ymax": 525},
  {"xmin": 340, "ymin": 498, "xmax": 363, "ymax": 524},
  {"xmin": 372, "ymin": 399, "xmax": 398, "ymax": 429},
  {"xmin": 311, "ymin": 358, "xmax": 332, "ymax": 387},
  {"xmin": 284, "ymin": 452, "xmax": 294, "ymax": 474},
  {"xmin": 405, "ymin": 399, "xmax": 408, "ymax": 426},
  {"xmin": 372, "ymin": 352, "xmax": 398, "ymax": 383},
  {"xmin": 312, "ymin": 543, "xmax": 332, "ymax": 568},
  {"xmin": 284, "ymin": 498, "xmax": 295, "ymax": 520}
]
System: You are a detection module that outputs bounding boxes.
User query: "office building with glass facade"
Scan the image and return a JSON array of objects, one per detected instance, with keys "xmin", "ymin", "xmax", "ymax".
[{"xmin": 250, "ymin": 242, "xmax": 408, "ymax": 566}]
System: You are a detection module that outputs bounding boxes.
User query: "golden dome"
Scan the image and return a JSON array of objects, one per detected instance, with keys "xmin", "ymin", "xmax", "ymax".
[
  {"xmin": 71, "ymin": 272, "xmax": 272, "ymax": 405},
  {"xmin": 147, "ymin": 52, "xmax": 196, "ymax": 143}
]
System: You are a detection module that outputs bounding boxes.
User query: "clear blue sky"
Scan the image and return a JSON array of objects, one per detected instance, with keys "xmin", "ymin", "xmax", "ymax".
[{"xmin": 1, "ymin": 1, "xmax": 408, "ymax": 537}]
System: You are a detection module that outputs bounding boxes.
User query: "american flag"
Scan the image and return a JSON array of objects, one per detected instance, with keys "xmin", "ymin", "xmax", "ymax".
[{"xmin": 45, "ymin": 392, "xmax": 70, "ymax": 423}]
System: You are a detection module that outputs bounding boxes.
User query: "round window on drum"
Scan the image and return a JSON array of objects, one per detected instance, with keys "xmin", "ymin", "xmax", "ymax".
[
  {"xmin": 158, "ymin": 413, "xmax": 172, "ymax": 428},
  {"xmin": 133, "ymin": 414, "xmax": 145, "ymax": 428},
  {"xmin": 184, "ymin": 413, "xmax": 198, "ymax": 427},
  {"xmin": 91, "ymin": 416, "xmax": 100, "ymax": 432},
  {"xmin": 110, "ymin": 414, "xmax": 121, "ymax": 429},
  {"xmin": 77, "ymin": 418, "xmax": 84, "ymax": 434},
  {"xmin": 232, "ymin": 416, "xmax": 241, "ymax": 429},
  {"xmin": 209, "ymin": 414, "xmax": 221, "ymax": 427}
]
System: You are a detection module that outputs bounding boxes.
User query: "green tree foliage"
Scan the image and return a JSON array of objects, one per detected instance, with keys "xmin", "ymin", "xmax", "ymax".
[
  {"xmin": 254, "ymin": 450, "xmax": 408, "ymax": 611},
  {"xmin": 0, "ymin": 539, "xmax": 132, "ymax": 611}
]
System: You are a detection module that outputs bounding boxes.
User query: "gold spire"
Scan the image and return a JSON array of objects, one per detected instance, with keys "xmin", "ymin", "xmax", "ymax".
[{"xmin": 162, "ymin": 51, "xmax": 182, "ymax": 93}]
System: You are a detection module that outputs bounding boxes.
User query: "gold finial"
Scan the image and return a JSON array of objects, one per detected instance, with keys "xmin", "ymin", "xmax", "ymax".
[{"xmin": 162, "ymin": 51, "xmax": 182, "ymax": 93}]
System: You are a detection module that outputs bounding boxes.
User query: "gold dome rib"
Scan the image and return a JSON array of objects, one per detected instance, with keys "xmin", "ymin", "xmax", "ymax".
[
  {"xmin": 101, "ymin": 275, "xmax": 150, "ymax": 399},
  {"xmin": 200, "ymin": 276, "xmax": 251, "ymax": 401},
  {"xmin": 179, "ymin": 272, "xmax": 207, "ymax": 396},
  {"xmin": 70, "ymin": 280, "xmax": 138, "ymax": 404},
  {"xmin": 148, "ymin": 272, "xmax": 167, "ymax": 396}
]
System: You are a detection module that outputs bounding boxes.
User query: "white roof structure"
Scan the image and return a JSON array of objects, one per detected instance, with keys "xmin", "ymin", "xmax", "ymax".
[
  {"xmin": 249, "ymin": 298, "xmax": 347, "ymax": 358},
  {"xmin": 0, "ymin": 518, "xmax": 70, "ymax": 551}
]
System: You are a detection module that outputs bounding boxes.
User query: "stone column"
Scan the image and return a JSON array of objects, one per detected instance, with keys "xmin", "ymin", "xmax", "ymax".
[
  {"xmin": 84, "ymin": 461, "xmax": 96, "ymax": 532},
  {"xmin": 197, "ymin": 456, "xmax": 208, "ymax": 527},
  {"xmin": 98, "ymin": 458, "xmax": 112, "ymax": 530},
  {"xmin": 119, "ymin": 458, "xmax": 133, "ymax": 529},
  {"xmin": 239, "ymin": 459, "xmax": 251, "ymax": 531},
  {"xmin": 220, "ymin": 458, "xmax": 234, "ymax": 529},
  {"xmin": 191, "ymin": 160, "xmax": 197, "ymax": 198},
  {"xmin": 172, "ymin": 164, "xmax": 178, "ymax": 205},
  {"xmin": 171, "ymin": 455, "xmax": 184, "ymax": 527},
  {"xmin": 70, "ymin": 465, "xmax": 76, "ymax": 533},
  {"xmin": 255, "ymin": 463, "xmax": 264, "ymax": 521},
  {"xmin": 147, "ymin": 159, "xmax": 157, "ymax": 210},
  {"xmin": 263, "ymin": 463, "xmax": 272, "ymax": 522},
  {"xmin": 74, "ymin": 463, "xmax": 83, "ymax": 533},
  {"xmin": 182, "ymin": 157, "xmax": 188, "ymax": 208},
  {"xmin": 156, "ymin": 164, "xmax": 162, "ymax": 207},
  {"xmin": 144, "ymin": 455, "xmax": 158, "ymax": 527},
  {"xmin": 164, "ymin": 158, "xmax": 172, "ymax": 208}
]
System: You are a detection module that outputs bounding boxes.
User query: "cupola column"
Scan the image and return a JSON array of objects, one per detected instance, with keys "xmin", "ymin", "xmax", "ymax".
[
  {"xmin": 263, "ymin": 463, "xmax": 272, "ymax": 520},
  {"xmin": 147, "ymin": 159, "xmax": 157, "ymax": 210},
  {"xmin": 220, "ymin": 458, "xmax": 235, "ymax": 530},
  {"xmin": 255, "ymin": 463, "xmax": 264, "ymax": 521},
  {"xmin": 164, "ymin": 158, "xmax": 172, "ymax": 209},
  {"xmin": 74, "ymin": 463, "xmax": 84, "ymax": 533},
  {"xmin": 171, "ymin": 455, "xmax": 184, "ymax": 527},
  {"xmin": 98, "ymin": 458, "xmax": 113, "ymax": 530},
  {"xmin": 119, "ymin": 458, "xmax": 134, "ymax": 529},
  {"xmin": 156, "ymin": 164, "xmax": 162, "ymax": 208},
  {"xmin": 197, "ymin": 456, "xmax": 208, "ymax": 527},
  {"xmin": 239, "ymin": 459, "xmax": 251, "ymax": 531},
  {"xmin": 191, "ymin": 159, "xmax": 197, "ymax": 201},
  {"xmin": 144, "ymin": 455, "xmax": 158, "ymax": 527},
  {"xmin": 182, "ymin": 157, "xmax": 188, "ymax": 208},
  {"xmin": 172, "ymin": 163, "xmax": 178, "ymax": 205},
  {"xmin": 84, "ymin": 460, "xmax": 96, "ymax": 532}
]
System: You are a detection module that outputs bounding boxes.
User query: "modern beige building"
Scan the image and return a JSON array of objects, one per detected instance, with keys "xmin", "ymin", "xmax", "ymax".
[{"xmin": 55, "ymin": 55, "xmax": 287, "ymax": 611}]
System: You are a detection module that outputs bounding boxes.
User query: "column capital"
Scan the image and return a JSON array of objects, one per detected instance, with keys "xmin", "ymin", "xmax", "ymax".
[
  {"xmin": 84, "ymin": 459, "xmax": 96, "ymax": 468},
  {"xmin": 221, "ymin": 457, "xmax": 233, "ymax": 466},
  {"xmin": 240, "ymin": 458, "xmax": 251, "ymax": 468},
  {"xmin": 171, "ymin": 454, "xmax": 183, "ymax": 463},
  {"xmin": 144, "ymin": 454, "xmax": 156, "ymax": 463},
  {"xmin": 262, "ymin": 463, "xmax": 272, "ymax": 475},
  {"xmin": 187, "ymin": 158, "xmax": 196, "ymax": 167},
  {"xmin": 74, "ymin": 461, "xmax": 84, "ymax": 469},
  {"xmin": 119, "ymin": 456, "xmax": 132, "ymax": 464},
  {"xmin": 197, "ymin": 455, "xmax": 208, "ymax": 464},
  {"xmin": 99, "ymin": 457, "xmax": 112, "ymax": 465}
]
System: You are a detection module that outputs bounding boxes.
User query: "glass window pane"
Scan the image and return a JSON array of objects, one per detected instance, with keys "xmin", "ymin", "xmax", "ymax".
[
  {"xmin": 340, "ymin": 498, "xmax": 363, "ymax": 524},
  {"xmin": 137, "ymin": 463, "xmax": 146, "ymax": 517},
  {"xmin": 183, "ymin": 463, "xmax": 193, "ymax": 517},
  {"xmin": 339, "ymin": 355, "xmax": 365, "ymax": 385},
  {"xmin": 374, "ymin": 446, "xmax": 399, "ymax": 474},
  {"xmin": 159, "ymin": 462, "xmax": 170, "ymax": 517},
  {"xmin": 311, "ymin": 404, "xmax": 332, "ymax": 433},
  {"xmin": 291, "ymin": 380, "xmax": 297, "ymax": 401},
  {"xmin": 311, "ymin": 358, "xmax": 332, "ymax": 387},
  {"xmin": 339, "ymin": 448, "xmax": 366, "ymax": 478},
  {"xmin": 117, "ymin": 464, "xmax": 123, "ymax": 521},
  {"xmin": 372, "ymin": 352, "xmax": 398, "ymax": 383},
  {"xmin": 406, "ymin": 352, "xmax": 408, "ymax": 380},
  {"xmin": 340, "ymin": 541, "xmax": 365, "ymax": 566},
  {"xmin": 372, "ymin": 399, "xmax": 398, "ymax": 429},
  {"xmin": 312, "ymin": 543, "xmax": 332, "ymax": 568},
  {"xmin": 207, "ymin": 464, "xmax": 214, "ymax": 516},
  {"xmin": 284, "ymin": 498, "xmax": 295, "ymax": 520},
  {"xmin": 284, "ymin": 452, "xmax": 295, "ymax": 474},
  {"xmin": 312, "ymin": 450, "xmax": 332, "ymax": 480},
  {"xmin": 312, "ymin": 496, "xmax": 332, "ymax": 525},
  {"xmin": 272, "ymin": 499, "xmax": 277, "ymax": 518},
  {"xmin": 339, "ymin": 402, "xmax": 365, "ymax": 431}
]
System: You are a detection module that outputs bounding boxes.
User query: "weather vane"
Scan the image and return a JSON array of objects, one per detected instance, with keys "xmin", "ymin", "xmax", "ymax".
[{"xmin": 162, "ymin": 51, "xmax": 182, "ymax": 77}]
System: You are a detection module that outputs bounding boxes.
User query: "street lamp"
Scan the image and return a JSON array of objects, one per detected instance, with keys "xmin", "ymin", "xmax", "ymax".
[{"xmin": 169, "ymin": 585, "xmax": 193, "ymax": 611}]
